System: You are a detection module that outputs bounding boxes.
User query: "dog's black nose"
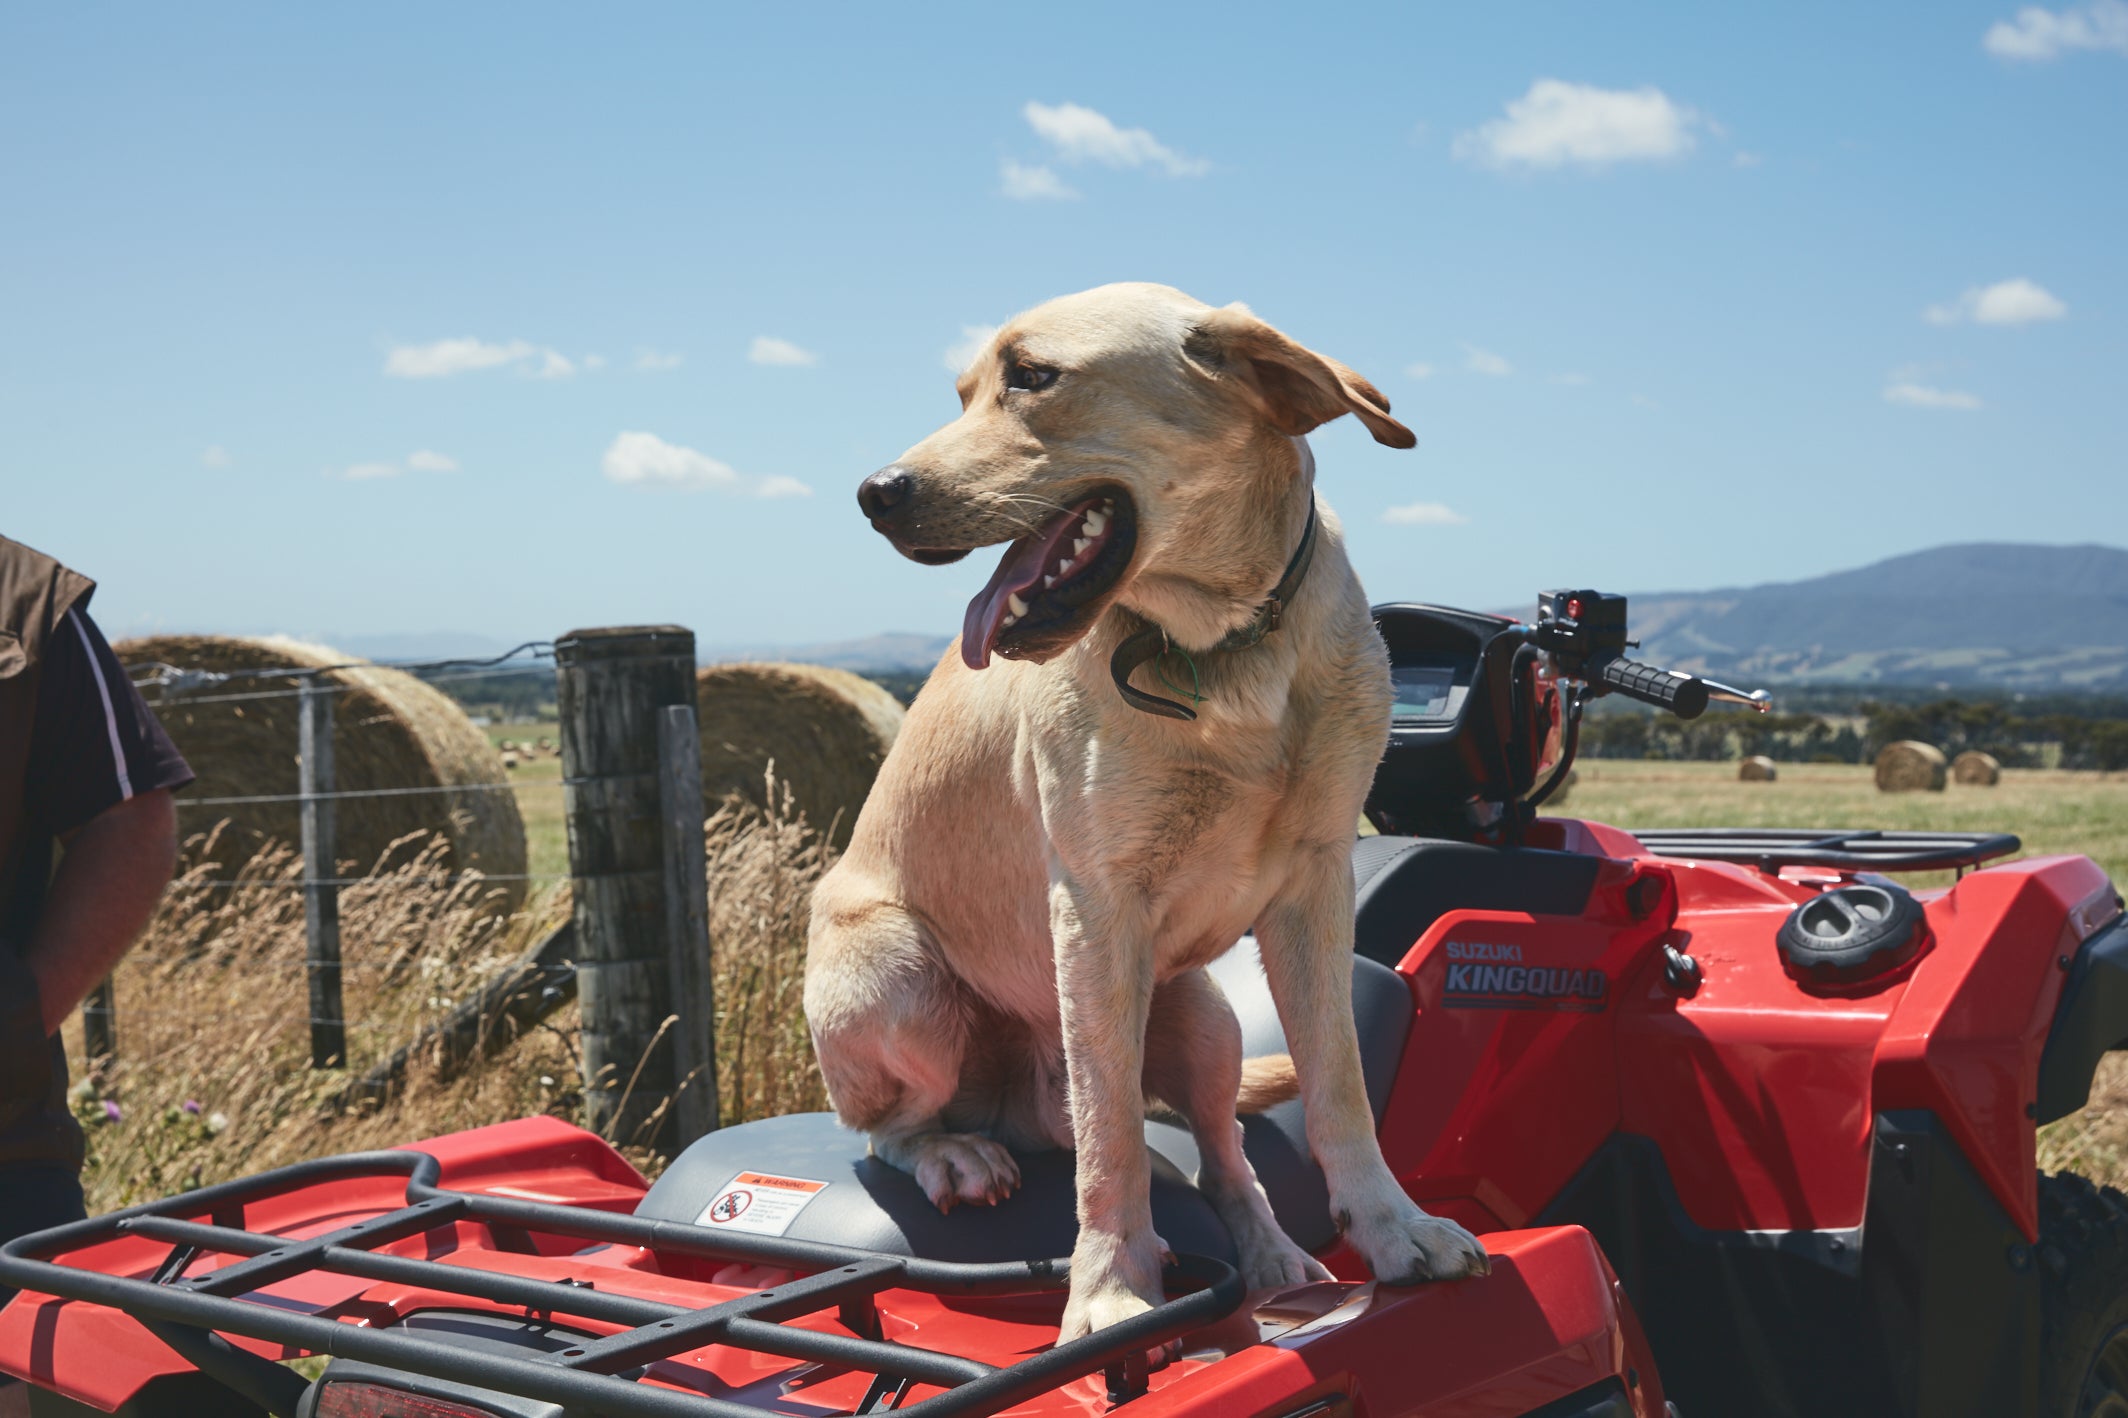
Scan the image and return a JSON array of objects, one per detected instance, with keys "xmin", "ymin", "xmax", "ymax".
[{"xmin": 858, "ymin": 466, "xmax": 914, "ymax": 521}]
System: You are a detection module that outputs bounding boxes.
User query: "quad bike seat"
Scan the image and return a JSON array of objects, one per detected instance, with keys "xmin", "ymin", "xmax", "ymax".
[
  {"xmin": 1351, "ymin": 833, "xmax": 1602, "ymax": 967},
  {"xmin": 636, "ymin": 937, "xmax": 1415, "ymax": 1265}
]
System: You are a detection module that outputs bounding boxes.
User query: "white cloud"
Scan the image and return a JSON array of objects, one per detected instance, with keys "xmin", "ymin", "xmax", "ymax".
[
  {"xmin": 634, "ymin": 349, "xmax": 684, "ymax": 372},
  {"xmin": 1404, "ymin": 362, "xmax": 1436, "ymax": 381},
  {"xmin": 944, "ymin": 324, "xmax": 1000, "ymax": 374},
  {"xmin": 1464, "ymin": 345, "xmax": 1513, "ymax": 377},
  {"xmin": 1984, "ymin": 1, "xmax": 2128, "ymax": 58},
  {"xmin": 1552, "ymin": 372, "xmax": 1593, "ymax": 386},
  {"xmin": 201, "ymin": 445, "xmax": 230, "ymax": 468},
  {"xmin": 1454, "ymin": 79, "xmax": 1702, "ymax": 170},
  {"xmin": 748, "ymin": 336, "xmax": 818, "ymax": 367},
  {"xmin": 1382, "ymin": 502, "xmax": 1470, "ymax": 527},
  {"xmin": 1924, "ymin": 277, "xmax": 2068, "ymax": 326},
  {"xmin": 601, "ymin": 432, "xmax": 740, "ymax": 490},
  {"xmin": 340, "ymin": 449, "xmax": 459, "ymax": 480},
  {"xmin": 1732, "ymin": 150, "xmax": 1762, "ymax": 168},
  {"xmin": 600, "ymin": 434, "xmax": 810, "ymax": 499},
  {"xmin": 583, "ymin": 353, "xmax": 608, "ymax": 371},
  {"xmin": 1022, "ymin": 101, "xmax": 1208, "ymax": 177},
  {"xmin": 1000, "ymin": 159, "xmax": 1079, "ymax": 201},
  {"xmin": 1630, "ymin": 393, "xmax": 1661, "ymax": 410},
  {"xmin": 1884, "ymin": 381, "xmax": 1984, "ymax": 411},
  {"xmin": 384, "ymin": 337, "xmax": 578, "ymax": 380}
]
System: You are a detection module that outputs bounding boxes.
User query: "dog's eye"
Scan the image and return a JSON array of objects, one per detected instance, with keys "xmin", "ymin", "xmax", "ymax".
[{"xmin": 1005, "ymin": 363, "xmax": 1058, "ymax": 392}]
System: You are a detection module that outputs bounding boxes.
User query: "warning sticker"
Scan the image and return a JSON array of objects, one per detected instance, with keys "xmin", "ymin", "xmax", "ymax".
[{"xmin": 695, "ymin": 1171, "xmax": 829, "ymax": 1237}]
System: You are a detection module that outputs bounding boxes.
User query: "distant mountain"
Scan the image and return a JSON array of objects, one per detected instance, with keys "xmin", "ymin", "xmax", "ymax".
[
  {"xmin": 713, "ymin": 545, "xmax": 2128, "ymax": 690},
  {"xmin": 1628, "ymin": 543, "xmax": 2128, "ymax": 689},
  {"xmin": 706, "ymin": 632, "xmax": 953, "ymax": 674}
]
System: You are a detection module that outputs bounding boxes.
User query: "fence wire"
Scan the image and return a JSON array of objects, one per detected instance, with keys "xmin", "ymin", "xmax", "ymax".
[{"xmin": 87, "ymin": 641, "xmax": 574, "ymax": 1088}]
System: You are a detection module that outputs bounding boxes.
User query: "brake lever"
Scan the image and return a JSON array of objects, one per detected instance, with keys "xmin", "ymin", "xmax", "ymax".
[{"xmin": 1699, "ymin": 678, "xmax": 1772, "ymax": 713}]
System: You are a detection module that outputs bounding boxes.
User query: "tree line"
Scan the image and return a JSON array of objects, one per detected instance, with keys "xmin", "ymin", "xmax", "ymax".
[{"xmin": 1578, "ymin": 694, "xmax": 2128, "ymax": 771}]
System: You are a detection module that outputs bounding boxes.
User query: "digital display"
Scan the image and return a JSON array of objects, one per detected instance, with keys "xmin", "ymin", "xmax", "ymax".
[{"xmin": 1391, "ymin": 664, "xmax": 1457, "ymax": 720}]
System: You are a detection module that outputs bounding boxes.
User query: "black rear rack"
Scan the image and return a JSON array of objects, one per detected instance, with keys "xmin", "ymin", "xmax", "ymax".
[
  {"xmin": 0, "ymin": 1149, "xmax": 1242, "ymax": 1418},
  {"xmin": 1627, "ymin": 827, "xmax": 2022, "ymax": 874}
]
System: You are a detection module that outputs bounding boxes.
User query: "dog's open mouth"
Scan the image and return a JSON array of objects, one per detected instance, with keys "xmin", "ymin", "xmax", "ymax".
[{"xmin": 961, "ymin": 489, "xmax": 1137, "ymax": 670}]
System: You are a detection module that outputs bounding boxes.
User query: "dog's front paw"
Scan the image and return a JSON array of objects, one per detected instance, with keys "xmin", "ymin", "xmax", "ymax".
[
  {"xmin": 1340, "ymin": 1197, "xmax": 1491, "ymax": 1285},
  {"xmin": 1059, "ymin": 1274, "xmax": 1179, "ymax": 1372},
  {"xmin": 907, "ymin": 1132, "xmax": 1020, "ymax": 1212},
  {"xmin": 1060, "ymin": 1229, "xmax": 1178, "ymax": 1369}
]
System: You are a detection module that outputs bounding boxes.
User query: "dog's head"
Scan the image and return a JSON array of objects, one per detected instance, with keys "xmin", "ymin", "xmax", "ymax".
[{"xmin": 859, "ymin": 283, "xmax": 1414, "ymax": 669}]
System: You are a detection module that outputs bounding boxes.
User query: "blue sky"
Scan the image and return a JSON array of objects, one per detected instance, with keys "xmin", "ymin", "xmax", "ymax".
[{"xmin": 3, "ymin": 2, "xmax": 2122, "ymax": 653}]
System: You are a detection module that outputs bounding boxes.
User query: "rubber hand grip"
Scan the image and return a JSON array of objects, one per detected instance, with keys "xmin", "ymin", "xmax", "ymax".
[{"xmin": 1597, "ymin": 657, "xmax": 1710, "ymax": 719}]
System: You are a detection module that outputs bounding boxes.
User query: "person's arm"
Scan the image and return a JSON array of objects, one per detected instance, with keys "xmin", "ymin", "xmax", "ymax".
[
  {"xmin": 17, "ymin": 602, "xmax": 195, "ymax": 1036},
  {"xmin": 19, "ymin": 788, "xmax": 178, "ymax": 1035}
]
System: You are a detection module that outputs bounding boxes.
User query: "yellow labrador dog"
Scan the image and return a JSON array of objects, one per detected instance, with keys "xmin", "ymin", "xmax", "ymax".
[{"xmin": 804, "ymin": 282, "xmax": 1489, "ymax": 1349}]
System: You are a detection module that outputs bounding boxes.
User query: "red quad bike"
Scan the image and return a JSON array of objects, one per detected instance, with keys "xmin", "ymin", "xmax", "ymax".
[{"xmin": 6, "ymin": 589, "xmax": 2127, "ymax": 1418}]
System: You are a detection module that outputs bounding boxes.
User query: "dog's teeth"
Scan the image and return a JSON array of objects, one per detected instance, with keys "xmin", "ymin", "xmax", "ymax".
[
  {"xmin": 1057, "ymin": 558, "xmax": 1073, "ymax": 576},
  {"xmin": 1044, "ymin": 575, "xmax": 1056, "ymax": 588},
  {"xmin": 1007, "ymin": 592, "xmax": 1028, "ymax": 617},
  {"xmin": 1083, "ymin": 510, "xmax": 1106, "ymax": 536},
  {"xmin": 1002, "ymin": 613, "xmax": 1018, "ymax": 628},
  {"xmin": 1072, "ymin": 537, "xmax": 1091, "ymax": 555},
  {"xmin": 1102, "ymin": 498, "xmax": 1115, "ymax": 512}
]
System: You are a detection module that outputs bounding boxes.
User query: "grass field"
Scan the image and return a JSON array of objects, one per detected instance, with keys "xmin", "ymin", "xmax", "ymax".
[
  {"xmin": 1562, "ymin": 759, "xmax": 2128, "ymax": 887},
  {"xmin": 486, "ymin": 721, "xmax": 566, "ymax": 879},
  {"xmin": 1561, "ymin": 758, "xmax": 2128, "ymax": 1185}
]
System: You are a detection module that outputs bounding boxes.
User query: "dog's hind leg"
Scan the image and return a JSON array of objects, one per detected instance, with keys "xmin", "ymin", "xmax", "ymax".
[
  {"xmin": 804, "ymin": 897, "xmax": 1020, "ymax": 1211},
  {"xmin": 1145, "ymin": 969, "xmax": 1331, "ymax": 1291}
]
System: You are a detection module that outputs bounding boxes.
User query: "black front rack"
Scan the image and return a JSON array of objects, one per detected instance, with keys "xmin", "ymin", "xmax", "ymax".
[
  {"xmin": 0, "ymin": 1150, "xmax": 1243, "ymax": 1418},
  {"xmin": 1627, "ymin": 827, "xmax": 2022, "ymax": 875}
]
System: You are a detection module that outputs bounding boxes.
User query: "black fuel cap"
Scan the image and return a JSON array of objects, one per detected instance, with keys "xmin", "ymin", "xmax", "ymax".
[{"xmin": 1778, "ymin": 883, "xmax": 1926, "ymax": 987}]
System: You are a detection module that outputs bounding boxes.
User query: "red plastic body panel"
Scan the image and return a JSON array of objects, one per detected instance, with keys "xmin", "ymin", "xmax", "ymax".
[
  {"xmin": 1873, "ymin": 855, "xmax": 2116, "ymax": 1237},
  {"xmin": 0, "ymin": 1119, "xmax": 1659, "ymax": 1417}
]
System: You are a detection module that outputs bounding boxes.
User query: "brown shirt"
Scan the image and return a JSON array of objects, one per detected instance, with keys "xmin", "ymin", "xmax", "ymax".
[{"xmin": 0, "ymin": 536, "xmax": 192, "ymax": 1170}]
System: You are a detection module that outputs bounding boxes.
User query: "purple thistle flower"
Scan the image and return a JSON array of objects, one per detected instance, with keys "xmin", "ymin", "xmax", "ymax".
[
  {"xmin": 182, "ymin": 1100, "xmax": 202, "ymax": 1115},
  {"xmin": 101, "ymin": 1100, "xmax": 122, "ymax": 1123}
]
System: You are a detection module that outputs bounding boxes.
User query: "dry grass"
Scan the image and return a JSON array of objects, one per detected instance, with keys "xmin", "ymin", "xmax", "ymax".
[{"xmin": 68, "ymin": 776, "xmax": 838, "ymax": 1211}]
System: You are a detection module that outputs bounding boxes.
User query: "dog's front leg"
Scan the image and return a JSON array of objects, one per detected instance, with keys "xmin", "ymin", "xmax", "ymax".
[
  {"xmin": 1049, "ymin": 874, "xmax": 1172, "ymax": 1355},
  {"xmin": 1256, "ymin": 843, "xmax": 1491, "ymax": 1284}
]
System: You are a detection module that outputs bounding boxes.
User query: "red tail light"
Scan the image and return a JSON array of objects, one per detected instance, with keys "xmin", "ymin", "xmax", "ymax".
[{"xmin": 312, "ymin": 1381, "xmax": 502, "ymax": 1418}]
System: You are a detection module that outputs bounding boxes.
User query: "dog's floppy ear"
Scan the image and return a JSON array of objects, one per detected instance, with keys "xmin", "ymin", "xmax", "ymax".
[{"xmin": 1184, "ymin": 304, "xmax": 1416, "ymax": 450}]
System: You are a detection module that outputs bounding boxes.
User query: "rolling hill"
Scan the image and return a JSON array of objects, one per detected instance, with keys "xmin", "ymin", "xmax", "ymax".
[
  {"xmin": 718, "ymin": 543, "xmax": 2128, "ymax": 690},
  {"xmin": 1627, "ymin": 543, "xmax": 2128, "ymax": 689}
]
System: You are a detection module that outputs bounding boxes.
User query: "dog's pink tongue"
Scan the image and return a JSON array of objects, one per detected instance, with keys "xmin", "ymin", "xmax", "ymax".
[{"xmin": 962, "ymin": 533, "xmax": 1052, "ymax": 670}]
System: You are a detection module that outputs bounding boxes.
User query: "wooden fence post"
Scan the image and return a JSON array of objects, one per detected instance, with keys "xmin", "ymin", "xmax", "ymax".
[
  {"xmin": 299, "ymin": 680, "xmax": 346, "ymax": 1069},
  {"xmin": 657, "ymin": 704, "xmax": 719, "ymax": 1145},
  {"xmin": 554, "ymin": 626, "xmax": 697, "ymax": 1153},
  {"xmin": 82, "ymin": 978, "xmax": 116, "ymax": 1068}
]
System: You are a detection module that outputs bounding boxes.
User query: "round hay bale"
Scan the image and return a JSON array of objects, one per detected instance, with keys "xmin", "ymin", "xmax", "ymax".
[
  {"xmin": 1739, "ymin": 755, "xmax": 1779, "ymax": 782},
  {"xmin": 114, "ymin": 636, "xmax": 527, "ymax": 906},
  {"xmin": 1874, "ymin": 740, "xmax": 1948, "ymax": 793},
  {"xmin": 696, "ymin": 663, "xmax": 905, "ymax": 847},
  {"xmin": 1952, "ymin": 750, "xmax": 2002, "ymax": 787}
]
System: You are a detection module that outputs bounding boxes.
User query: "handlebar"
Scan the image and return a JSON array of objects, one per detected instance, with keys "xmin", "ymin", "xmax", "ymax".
[
  {"xmin": 1596, "ymin": 656, "xmax": 1711, "ymax": 718},
  {"xmin": 1529, "ymin": 588, "xmax": 1771, "ymax": 721}
]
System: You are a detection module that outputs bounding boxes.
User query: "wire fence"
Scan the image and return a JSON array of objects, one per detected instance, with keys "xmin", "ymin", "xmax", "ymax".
[
  {"xmin": 80, "ymin": 625, "xmax": 728, "ymax": 1179},
  {"xmin": 85, "ymin": 642, "xmax": 573, "ymax": 1074}
]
